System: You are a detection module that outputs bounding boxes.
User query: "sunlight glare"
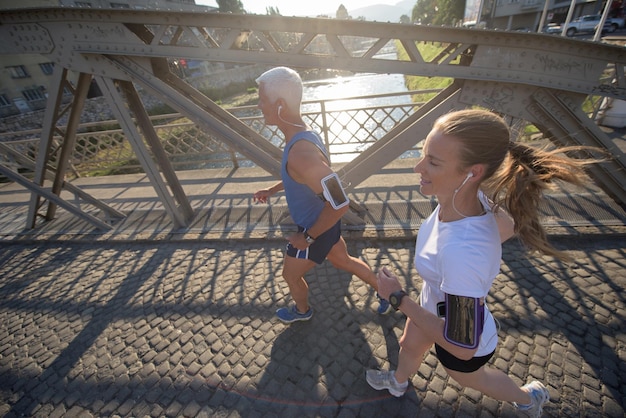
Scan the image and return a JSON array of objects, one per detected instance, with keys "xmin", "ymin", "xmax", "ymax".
[{"xmin": 197, "ymin": 0, "xmax": 401, "ymax": 18}]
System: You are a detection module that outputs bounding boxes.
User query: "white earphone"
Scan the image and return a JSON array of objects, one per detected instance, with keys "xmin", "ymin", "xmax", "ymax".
[
  {"xmin": 455, "ymin": 172, "xmax": 474, "ymax": 193},
  {"xmin": 276, "ymin": 104, "xmax": 306, "ymax": 128}
]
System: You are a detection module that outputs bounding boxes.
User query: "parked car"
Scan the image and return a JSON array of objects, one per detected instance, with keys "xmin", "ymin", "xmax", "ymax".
[
  {"xmin": 564, "ymin": 14, "xmax": 616, "ymax": 36},
  {"xmin": 596, "ymin": 20, "xmax": 613, "ymax": 35},
  {"xmin": 608, "ymin": 16, "xmax": 626, "ymax": 32},
  {"xmin": 565, "ymin": 15, "xmax": 600, "ymax": 36},
  {"xmin": 543, "ymin": 23, "xmax": 562, "ymax": 34}
]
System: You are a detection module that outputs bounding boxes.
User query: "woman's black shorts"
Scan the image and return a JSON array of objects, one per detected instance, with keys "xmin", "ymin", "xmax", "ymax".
[{"xmin": 435, "ymin": 344, "xmax": 495, "ymax": 373}]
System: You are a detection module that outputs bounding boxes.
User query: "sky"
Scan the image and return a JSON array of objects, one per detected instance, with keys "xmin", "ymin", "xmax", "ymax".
[{"xmin": 196, "ymin": 1, "xmax": 400, "ymax": 17}]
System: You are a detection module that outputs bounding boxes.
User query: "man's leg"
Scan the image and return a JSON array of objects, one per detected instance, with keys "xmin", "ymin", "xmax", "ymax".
[
  {"xmin": 325, "ymin": 237, "xmax": 377, "ymax": 289},
  {"xmin": 326, "ymin": 237, "xmax": 392, "ymax": 314},
  {"xmin": 281, "ymin": 255, "xmax": 316, "ymax": 313}
]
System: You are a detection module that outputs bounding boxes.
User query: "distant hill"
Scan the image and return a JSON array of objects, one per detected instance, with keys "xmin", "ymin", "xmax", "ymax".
[{"xmin": 349, "ymin": 0, "xmax": 414, "ymax": 23}]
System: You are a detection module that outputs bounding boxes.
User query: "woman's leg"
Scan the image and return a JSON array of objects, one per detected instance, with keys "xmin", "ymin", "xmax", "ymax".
[
  {"xmin": 367, "ymin": 316, "xmax": 434, "ymax": 396},
  {"xmin": 445, "ymin": 366, "xmax": 532, "ymax": 405},
  {"xmin": 394, "ymin": 318, "xmax": 434, "ymax": 383}
]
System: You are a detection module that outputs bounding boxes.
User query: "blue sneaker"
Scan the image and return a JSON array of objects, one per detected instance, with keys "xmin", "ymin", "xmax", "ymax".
[
  {"xmin": 377, "ymin": 293, "xmax": 393, "ymax": 315},
  {"xmin": 514, "ymin": 381, "xmax": 549, "ymax": 417},
  {"xmin": 276, "ymin": 305, "xmax": 313, "ymax": 323}
]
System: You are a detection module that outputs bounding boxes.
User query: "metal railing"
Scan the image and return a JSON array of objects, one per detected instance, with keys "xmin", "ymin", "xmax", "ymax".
[{"xmin": 0, "ymin": 89, "xmax": 437, "ymax": 178}]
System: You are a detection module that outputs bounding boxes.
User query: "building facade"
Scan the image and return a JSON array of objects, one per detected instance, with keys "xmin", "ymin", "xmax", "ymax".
[
  {"xmin": 485, "ymin": 0, "xmax": 622, "ymax": 31},
  {"xmin": 0, "ymin": 0, "xmax": 215, "ymax": 118}
]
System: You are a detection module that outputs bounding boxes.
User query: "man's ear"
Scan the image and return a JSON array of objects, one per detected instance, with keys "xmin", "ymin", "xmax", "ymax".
[{"xmin": 276, "ymin": 99, "xmax": 287, "ymax": 113}]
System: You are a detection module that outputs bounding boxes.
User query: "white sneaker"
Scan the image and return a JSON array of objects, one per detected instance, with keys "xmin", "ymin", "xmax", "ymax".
[
  {"xmin": 365, "ymin": 369, "xmax": 408, "ymax": 397},
  {"xmin": 515, "ymin": 381, "xmax": 550, "ymax": 417}
]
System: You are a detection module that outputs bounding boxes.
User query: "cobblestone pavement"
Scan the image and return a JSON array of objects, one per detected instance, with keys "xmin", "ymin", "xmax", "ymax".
[{"xmin": 0, "ymin": 233, "xmax": 624, "ymax": 417}]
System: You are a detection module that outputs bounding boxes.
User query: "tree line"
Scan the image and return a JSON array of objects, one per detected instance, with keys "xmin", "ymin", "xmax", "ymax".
[{"xmin": 215, "ymin": 0, "xmax": 465, "ymax": 25}]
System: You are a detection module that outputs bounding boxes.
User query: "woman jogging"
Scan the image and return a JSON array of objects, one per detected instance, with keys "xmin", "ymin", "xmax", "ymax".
[{"xmin": 366, "ymin": 108, "xmax": 601, "ymax": 417}]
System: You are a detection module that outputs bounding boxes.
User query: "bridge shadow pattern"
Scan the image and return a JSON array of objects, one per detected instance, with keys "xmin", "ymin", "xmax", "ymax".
[{"xmin": 0, "ymin": 236, "xmax": 624, "ymax": 417}]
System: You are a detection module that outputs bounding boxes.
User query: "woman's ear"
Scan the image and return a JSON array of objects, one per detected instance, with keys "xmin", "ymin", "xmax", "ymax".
[{"xmin": 470, "ymin": 164, "xmax": 486, "ymax": 181}]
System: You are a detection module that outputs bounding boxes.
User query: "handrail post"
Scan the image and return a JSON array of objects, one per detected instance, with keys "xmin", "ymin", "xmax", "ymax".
[{"xmin": 320, "ymin": 100, "xmax": 331, "ymax": 154}]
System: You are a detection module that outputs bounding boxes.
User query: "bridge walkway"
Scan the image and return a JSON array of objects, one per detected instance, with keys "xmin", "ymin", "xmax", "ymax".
[
  {"xmin": 0, "ymin": 157, "xmax": 625, "ymax": 418},
  {"xmin": 1, "ymin": 153, "xmax": 625, "ymax": 242}
]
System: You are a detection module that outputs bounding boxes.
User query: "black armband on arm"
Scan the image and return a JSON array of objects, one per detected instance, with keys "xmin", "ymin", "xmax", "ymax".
[{"xmin": 443, "ymin": 294, "xmax": 485, "ymax": 349}]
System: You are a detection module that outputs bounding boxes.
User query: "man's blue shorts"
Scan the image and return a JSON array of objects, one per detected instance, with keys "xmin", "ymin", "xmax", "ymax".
[{"xmin": 286, "ymin": 221, "xmax": 341, "ymax": 264}]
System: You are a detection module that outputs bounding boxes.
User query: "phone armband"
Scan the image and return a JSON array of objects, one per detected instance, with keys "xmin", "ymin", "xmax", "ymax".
[
  {"xmin": 320, "ymin": 173, "xmax": 349, "ymax": 210},
  {"xmin": 443, "ymin": 294, "xmax": 485, "ymax": 349}
]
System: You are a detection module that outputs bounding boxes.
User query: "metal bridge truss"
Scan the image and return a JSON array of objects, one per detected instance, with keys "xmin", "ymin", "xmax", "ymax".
[{"xmin": 1, "ymin": 8, "xmax": 625, "ymax": 230}]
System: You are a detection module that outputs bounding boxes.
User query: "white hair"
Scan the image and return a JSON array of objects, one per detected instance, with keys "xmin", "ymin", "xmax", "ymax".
[{"xmin": 255, "ymin": 67, "xmax": 303, "ymax": 111}]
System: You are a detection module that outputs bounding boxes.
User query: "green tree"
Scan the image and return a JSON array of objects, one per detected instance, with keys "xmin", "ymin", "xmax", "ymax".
[
  {"xmin": 266, "ymin": 6, "xmax": 281, "ymax": 15},
  {"xmin": 412, "ymin": 0, "xmax": 463, "ymax": 25},
  {"xmin": 217, "ymin": 0, "xmax": 245, "ymax": 14},
  {"xmin": 412, "ymin": 0, "xmax": 436, "ymax": 24},
  {"xmin": 434, "ymin": 0, "xmax": 464, "ymax": 25}
]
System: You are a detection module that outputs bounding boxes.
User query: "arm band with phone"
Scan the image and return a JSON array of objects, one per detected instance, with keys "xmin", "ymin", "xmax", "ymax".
[
  {"xmin": 320, "ymin": 173, "xmax": 350, "ymax": 210},
  {"xmin": 443, "ymin": 293, "xmax": 485, "ymax": 349}
]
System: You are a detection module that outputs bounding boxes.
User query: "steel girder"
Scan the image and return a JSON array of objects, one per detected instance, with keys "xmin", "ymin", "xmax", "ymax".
[
  {"xmin": 1, "ymin": 8, "xmax": 625, "ymax": 231},
  {"xmin": 2, "ymin": 9, "xmax": 624, "ymax": 97}
]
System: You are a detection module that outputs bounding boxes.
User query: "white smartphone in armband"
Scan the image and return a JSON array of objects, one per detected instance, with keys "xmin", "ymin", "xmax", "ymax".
[{"xmin": 321, "ymin": 173, "xmax": 349, "ymax": 210}]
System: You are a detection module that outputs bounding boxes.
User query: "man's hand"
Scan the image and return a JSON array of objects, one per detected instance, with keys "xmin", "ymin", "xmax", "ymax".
[
  {"xmin": 286, "ymin": 232, "xmax": 309, "ymax": 250},
  {"xmin": 253, "ymin": 189, "xmax": 272, "ymax": 204},
  {"xmin": 376, "ymin": 267, "xmax": 402, "ymax": 300}
]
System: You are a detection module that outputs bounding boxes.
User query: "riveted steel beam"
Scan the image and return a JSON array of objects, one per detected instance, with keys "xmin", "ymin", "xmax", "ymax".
[
  {"xmin": 26, "ymin": 65, "xmax": 80, "ymax": 229},
  {"xmin": 528, "ymin": 89, "xmax": 626, "ymax": 205},
  {"xmin": 0, "ymin": 142, "xmax": 125, "ymax": 222},
  {"xmin": 96, "ymin": 76, "xmax": 190, "ymax": 229},
  {"xmin": 2, "ymin": 9, "xmax": 626, "ymax": 98},
  {"xmin": 338, "ymin": 82, "xmax": 464, "ymax": 190},
  {"xmin": 0, "ymin": 163, "xmax": 113, "ymax": 231},
  {"xmin": 1, "ymin": 7, "xmax": 625, "ymax": 228}
]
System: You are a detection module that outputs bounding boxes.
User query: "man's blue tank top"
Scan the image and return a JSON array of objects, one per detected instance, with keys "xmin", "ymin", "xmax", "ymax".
[{"xmin": 281, "ymin": 131, "xmax": 328, "ymax": 228}]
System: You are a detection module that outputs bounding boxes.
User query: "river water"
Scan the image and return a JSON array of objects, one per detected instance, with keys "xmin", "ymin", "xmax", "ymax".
[
  {"xmin": 300, "ymin": 72, "xmax": 416, "ymax": 162},
  {"xmin": 303, "ymin": 72, "xmax": 410, "ymax": 106},
  {"xmin": 227, "ymin": 69, "xmax": 417, "ymax": 168}
]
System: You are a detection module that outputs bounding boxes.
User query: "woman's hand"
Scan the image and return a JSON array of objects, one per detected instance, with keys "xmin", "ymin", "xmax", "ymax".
[{"xmin": 376, "ymin": 267, "xmax": 402, "ymax": 300}]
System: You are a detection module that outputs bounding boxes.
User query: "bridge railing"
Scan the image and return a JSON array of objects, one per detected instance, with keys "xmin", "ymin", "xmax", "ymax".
[
  {"xmin": 0, "ymin": 89, "xmax": 434, "ymax": 178},
  {"xmin": 0, "ymin": 85, "xmax": 609, "ymax": 179}
]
